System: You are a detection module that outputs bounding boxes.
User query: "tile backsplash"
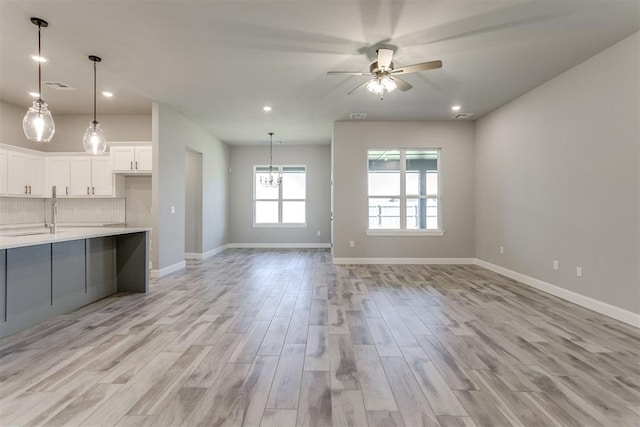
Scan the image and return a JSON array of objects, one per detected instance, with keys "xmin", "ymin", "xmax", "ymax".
[{"xmin": 0, "ymin": 197, "xmax": 125, "ymax": 226}]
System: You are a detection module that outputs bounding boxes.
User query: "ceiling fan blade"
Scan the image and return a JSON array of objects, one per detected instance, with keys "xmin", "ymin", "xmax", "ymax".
[
  {"xmin": 327, "ymin": 71, "xmax": 370, "ymax": 75},
  {"xmin": 390, "ymin": 76, "xmax": 412, "ymax": 92},
  {"xmin": 347, "ymin": 80, "xmax": 371, "ymax": 95},
  {"xmin": 392, "ymin": 60, "xmax": 442, "ymax": 74},
  {"xmin": 377, "ymin": 48, "xmax": 394, "ymax": 70}
]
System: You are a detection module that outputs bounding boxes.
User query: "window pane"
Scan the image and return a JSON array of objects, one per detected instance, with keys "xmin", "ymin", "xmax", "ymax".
[
  {"xmin": 426, "ymin": 171, "xmax": 438, "ymax": 196},
  {"xmin": 282, "ymin": 167, "xmax": 306, "ymax": 199},
  {"xmin": 255, "ymin": 200, "xmax": 278, "ymax": 223},
  {"xmin": 406, "ymin": 197, "xmax": 438, "ymax": 230},
  {"xmin": 406, "ymin": 171, "xmax": 420, "ymax": 196},
  {"xmin": 283, "ymin": 201, "xmax": 305, "ymax": 223},
  {"xmin": 368, "ymin": 197, "xmax": 400, "ymax": 229},
  {"xmin": 368, "ymin": 150, "xmax": 400, "ymax": 196},
  {"xmin": 426, "ymin": 198, "xmax": 438, "ymax": 230},
  {"xmin": 255, "ymin": 167, "xmax": 279, "ymax": 200},
  {"xmin": 406, "ymin": 198, "xmax": 420, "ymax": 229}
]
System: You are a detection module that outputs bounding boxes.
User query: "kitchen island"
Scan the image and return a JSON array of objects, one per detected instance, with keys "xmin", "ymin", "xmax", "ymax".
[{"xmin": 0, "ymin": 227, "xmax": 150, "ymax": 338}]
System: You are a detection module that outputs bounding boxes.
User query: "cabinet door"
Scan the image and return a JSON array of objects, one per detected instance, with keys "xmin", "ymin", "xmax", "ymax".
[
  {"xmin": 69, "ymin": 158, "xmax": 93, "ymax": 196},
  {"xmin": 110, "ymin": 147, "xmax": 135, "ymax": 171},
  {"xmin": 0, "ymin": 150, "xmax": 7, "ymax": 194},
  {"xmin": 134, "ymin": 146, "xmax": 153, "ymax": 171},
  {"xmin": 26, "ymin": 156, "xmax": 45, "ymax": 196},
  {"xmin": 46, "ymin": 157, "xmax": 70, "ymax": 196},
  {"xmin": 92, "ymin": 157, "xmax": 113, "ymax": 196},
  {"xmin": 7, "ymin": 152, "xmax": 27, "ymax": 195}
]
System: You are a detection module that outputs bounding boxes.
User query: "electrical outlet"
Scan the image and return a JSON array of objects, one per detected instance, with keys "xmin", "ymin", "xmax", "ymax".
[
  {"xmin": 553, "ymin": 260, "xmax": 559, "ymax": 271},
  {"xmin": 317, "ymin": 230, "xmax": 321, "ymax": 237},
  {"xmin": 349, "ymin": 240, "xmax": 355, "ymax": 248},
  {"xmin": 499, "ymin": 246, "xmax": 504, "ymax": 254},
  {"xmin": 576, "ymin": 267, "xmax": 583, "ymax": 278},
  {"xmin": 170, "ymin": 206, "xmax": 175, "ymax": 214}
]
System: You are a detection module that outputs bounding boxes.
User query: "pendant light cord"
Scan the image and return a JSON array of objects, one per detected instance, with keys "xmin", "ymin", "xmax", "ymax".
[
  {"xmin": 93, "ymin": 60, "xmax": 97, "ymax": 125},
  {"xmin": 37, "ymin": 22, "xmax": 42, "ymax": 103}
]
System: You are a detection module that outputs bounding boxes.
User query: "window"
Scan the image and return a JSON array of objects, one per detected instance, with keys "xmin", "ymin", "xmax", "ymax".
[
  {"xmin": 367, "ymin": 149, "xmax": 442, "ymax": 235},
  {"xmin": 254, "ymin": 165, "xmax": 306, "ymax": 226}
]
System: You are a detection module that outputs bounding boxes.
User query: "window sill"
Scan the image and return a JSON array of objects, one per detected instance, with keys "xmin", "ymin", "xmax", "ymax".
[
  {"xmin": 366, "ymin": 229, "xmax": 445, "ymax": 237},
  {"xmin": 253, "ymin": 223, "xmax": 307, "ymax": 229}
]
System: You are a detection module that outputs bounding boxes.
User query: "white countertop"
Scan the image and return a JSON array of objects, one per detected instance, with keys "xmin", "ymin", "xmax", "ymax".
[{"xmin": 0, "ymin": 227, "xmax": 151, "ymax": 250}]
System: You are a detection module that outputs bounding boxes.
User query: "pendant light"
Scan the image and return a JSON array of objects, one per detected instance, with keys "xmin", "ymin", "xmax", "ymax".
[
  {"xmin": 82, "ymin": 55, "xmax": 107, "ymax": 154},
  {"xmin": 23, "ymin": 17, "xmax": 55, "ymax": 143},
  {"xmin": 260, "ymin": 132, "xmax": 281, "ymax": 188}
]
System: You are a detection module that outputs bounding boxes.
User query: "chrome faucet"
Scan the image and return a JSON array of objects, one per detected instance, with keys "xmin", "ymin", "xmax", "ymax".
[{"xmin": 49, "ymin": 185, "xmax": 58, "ymax": 234}]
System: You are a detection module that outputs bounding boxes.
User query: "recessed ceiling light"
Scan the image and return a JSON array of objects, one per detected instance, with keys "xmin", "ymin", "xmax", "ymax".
[
  {"xmin": 31, "ymin": 55, "xmax": 47, "ymax": 62},
  {"xmin": 451, "ymin": 105, "xmax": 461, "ymax": 111},
  {"xmin": 102, "ymin": 91, "xmax": 114, "ymax": 98},
  {"xmin": 263, "ymin": 106, "xmax": 272, "ymax": 112},
  {"xmin": 28, "ymin": 91, "xmax": 40, "ymax": 98}
]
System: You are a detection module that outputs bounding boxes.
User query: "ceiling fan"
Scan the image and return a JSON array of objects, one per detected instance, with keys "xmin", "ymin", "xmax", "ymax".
[{"xmin": 327, "ymin": 48, "xmax": 442, "ymax": 99}]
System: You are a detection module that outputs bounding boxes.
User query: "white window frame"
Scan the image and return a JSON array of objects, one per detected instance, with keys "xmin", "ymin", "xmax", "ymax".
[
  {"xmin": 366, "ymin": 148, "xmax": 444, "ymax": 237},
  {"xmin": 253, "ymin": 165, "xmax": 307, "ymax": 228}
]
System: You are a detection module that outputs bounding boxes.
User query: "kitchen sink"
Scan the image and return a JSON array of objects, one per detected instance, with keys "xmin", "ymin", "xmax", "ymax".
[{"xmin": 2, "ymin": 230, "xmax": 64, "ymax": 237}]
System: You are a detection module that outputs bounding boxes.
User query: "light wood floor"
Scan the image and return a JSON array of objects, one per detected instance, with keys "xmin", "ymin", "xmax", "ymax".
[{"xmin": 1, "ymin": 249, "xmax": 639, "ymax": 427}]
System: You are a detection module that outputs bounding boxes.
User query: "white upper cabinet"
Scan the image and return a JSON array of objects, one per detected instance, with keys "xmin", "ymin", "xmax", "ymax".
[
  {"xmin": 46, "ymin": 157, "xmax": 71, "ymax": 196},
  {"xmin": 7, "ymin": 151, "xmax": 44, "ymax": 196},
  {"xmin": 0, "ymin": 149, "xmax": 7, "ymax": 194},
  {"xmin": 69, "ymin": 158, "xmax": 93, "ymax": 196},
  {"xmin": 69, "ymin": 157, "xmax": 113, "ymax": 197},
  {"xmin": 1, "ymin": 145, "xmax": 115, "ymax": 198},
  {"xmin": 110, "ymin": 144, "xmax": 152, "ymax": 173},
  {"xmin": 91, "ymin": 157, "xmax": 113, "ymax": 196}
]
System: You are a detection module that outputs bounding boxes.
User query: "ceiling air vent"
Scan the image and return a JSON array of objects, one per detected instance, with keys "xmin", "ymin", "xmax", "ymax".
[
  {"xmin": 43, "ymin": 82, "xmax": 75, "ymax": 90},
  {"xmin": 453, "ymin": 112, "xmax": 474, "ymax": 119},
  {"xmin": 349, "ymin": 113, "xmax": 367, "ymax": 120}
]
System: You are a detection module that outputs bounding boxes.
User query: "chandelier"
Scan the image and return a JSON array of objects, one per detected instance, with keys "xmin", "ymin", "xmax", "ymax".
[{"xmin": 260, "ymin": 132, "xmax": 281, "ymax": 188}]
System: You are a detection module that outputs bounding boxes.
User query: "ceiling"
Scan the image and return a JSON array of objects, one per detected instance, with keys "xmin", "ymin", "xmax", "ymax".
[{"xmin": 1, "ymin": 1, "xmax": 638, "ymax": 146}]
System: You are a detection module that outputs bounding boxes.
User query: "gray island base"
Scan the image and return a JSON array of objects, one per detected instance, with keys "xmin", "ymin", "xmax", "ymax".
[{"xmin": 0, "ymin": 228, "xmax": 149, "ymax": 338}]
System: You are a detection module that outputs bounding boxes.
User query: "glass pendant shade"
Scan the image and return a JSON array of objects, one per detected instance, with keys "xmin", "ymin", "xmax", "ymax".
[
  {"xmin": 23, "ymin": 100, "xmax": 55, "ymax": 142},
  {"xmin": 83, "ymin": 121, "xmax": 107, "ymax": 155}
]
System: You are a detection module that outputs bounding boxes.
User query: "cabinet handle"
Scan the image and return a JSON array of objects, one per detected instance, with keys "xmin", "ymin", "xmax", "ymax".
[
  {"xmin": 87, "ymin": 187, "xmax": 90, "ymax": 195},
  {"xmin": 135, "ymin": 161, "xmax": 138, "ymax": 170},
  {"xmin": 25, "ymin": 185, "xmax": 28, "ymax": 194},
  {"xmin": 28, "ymin": 185, "xmax": 32, "ymax": 195},
  {"xmin": 131, "ymin": 161, "xmax": 133, "ymax": 170},
  {"xmin": 66, "ymin": 186, "xmax": 69, "ymax": 195},
  {"xmin": 92, "ymin": 186, "xmax": 95, "ymax": 195}
]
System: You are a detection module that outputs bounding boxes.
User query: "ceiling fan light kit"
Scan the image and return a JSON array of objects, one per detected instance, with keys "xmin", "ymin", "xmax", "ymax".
[
  {"xmin": 327, "ymin": 48, "xmax": 442, "ymax": 100},
  {"xmin": 82, "ymin": 55, "xmax": 108, "ymax": 155},
  {"xmin": 23, "ymin": 17, "xmax": 55, "ymax": 143}
]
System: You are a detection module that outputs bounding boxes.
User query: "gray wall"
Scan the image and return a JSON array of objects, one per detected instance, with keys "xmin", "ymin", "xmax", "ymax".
[
  {"xmin": 229, "ymin": 144, "xmax": 331, "ymax": 245},
  {"xmin": 124, "ymin": 176, "xmax": 152, "ymax": 228},
  {"xmin": 152, "ymin": 103, "xmax": 229, "ymax": 270},
  {"xmin": 332, "ymin": 121, "xmax": 475, "ymax": 259},
  {"xmin": 475, "ymin": 33, "xmax": 639, "ymax": 314},
  {"xmin": 185, "ymin": 149, "xmax": 203, "ymax": 253},
  {"xmin": 0, "ymin": 100, "xmax": 151, "ymax": 152}
]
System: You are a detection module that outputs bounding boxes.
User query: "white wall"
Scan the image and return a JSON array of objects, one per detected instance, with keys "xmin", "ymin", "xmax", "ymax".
[
  {"xmin": 152, "ymin": 103, "xmax": 229, "ymax": 271},
  {"xmin": 228, "ymin": 144, "xmax": 331, "ymax": 245},
  {"xmin": 475, "ymin": 33, "xmax": 639, "ymax": 314},
  {"xmin": 332, "ymin": 121, "xmax": 475, "ymax": 259},
  {"xmin": 0, "ymin": 100, "xmax": 151, "ymax": 152}
]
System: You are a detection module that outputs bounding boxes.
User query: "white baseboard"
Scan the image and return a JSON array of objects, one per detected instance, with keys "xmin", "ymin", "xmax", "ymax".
[
  {"xmin": 475, "ymin": 259, "xmax": 640, "ymax": 328},
  {"xmin": 333, "ymin": 257, "xmax": 476, "ymax": 265},
  {"xmin": 150, "ymin": 260, "xmax": 186, "ymax": 278},
  {"xmin": 228, "ymin": 243, "xmax": 332, "ymax": 249},
  {"xmin": 184, "ymin": 244, "xmax": 229, "ymax": 260}
]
